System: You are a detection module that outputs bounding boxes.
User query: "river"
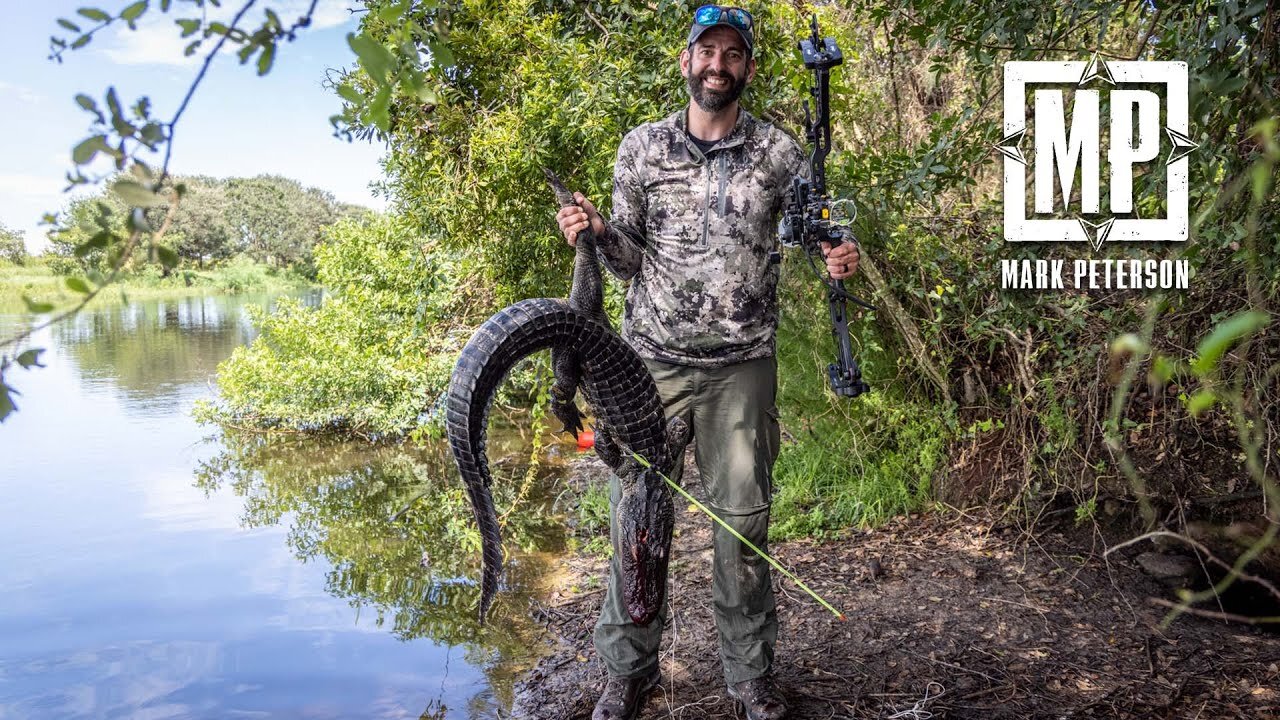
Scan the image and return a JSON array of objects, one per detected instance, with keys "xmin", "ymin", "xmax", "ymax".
[{"xmin": 0, "ymin": 292, "xmax": 566, "ymax": 719}]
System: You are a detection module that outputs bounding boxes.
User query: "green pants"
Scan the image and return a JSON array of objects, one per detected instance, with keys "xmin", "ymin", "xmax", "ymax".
[{"xmin": 594, "ymin": 355, "xmax": 781, "ymax": 685}]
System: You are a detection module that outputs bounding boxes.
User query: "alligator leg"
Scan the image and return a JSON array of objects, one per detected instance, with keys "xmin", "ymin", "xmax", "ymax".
[
  {"xmin": 550, "ymin": 344, "xmax": 585, "ymax": 437},
  {"xmin": 596, "ymin": 408, "xmax": 687, "ymax": 481},
  {"xmin": 663, "ymin": 416, "xmax": 690, "ymax": 475},
  {"xmin": 593, "ymin": 422, "xmax": 621, "ymax": 471}
]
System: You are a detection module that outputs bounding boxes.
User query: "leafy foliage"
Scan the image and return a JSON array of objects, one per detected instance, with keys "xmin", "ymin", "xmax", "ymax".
[
  {"xmin": 50, "ymin": 1, "xmax": 319, "ymax": 187},
  {"xmin": 833, "ymin": 1, "xmax": 1280, "ymax": 514},
  {"xmin": 47, "ymin": 174, "xmax": 357, "ymax": 276},
  {"xmin": 204, "ymin": 213, "xmax": 488, "ymax": 435},
  {"xmin": 0, "ymin": 224, "xmax": 27, "ymax": 266},
  {"xmin": 12, "ymin": 1, "xmax": 1279, "ymax": 575},
  {"xmin": 222, "ymin": 175, "xmax": 352, "ymax": 273}
]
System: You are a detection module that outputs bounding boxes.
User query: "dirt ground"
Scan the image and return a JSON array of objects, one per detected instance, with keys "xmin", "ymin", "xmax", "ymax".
[{"xmin": 509, "ymin": 454, "xmax": 1280, "ymax": 719}]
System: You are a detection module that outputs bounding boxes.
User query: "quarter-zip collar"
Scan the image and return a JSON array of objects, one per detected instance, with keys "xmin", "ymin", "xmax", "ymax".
[
  {"xmin": 675, "ymin": 105, "xmax": 753, "ymax": 159},
  {"xmin": 672, "ymin": 106, "xmax": 754, "ymax": 247}
]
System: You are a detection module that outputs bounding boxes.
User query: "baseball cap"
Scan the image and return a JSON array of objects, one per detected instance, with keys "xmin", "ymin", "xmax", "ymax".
[{"xmin": 687, "ymin": 5, "xmax": 754, "ymax": 56}]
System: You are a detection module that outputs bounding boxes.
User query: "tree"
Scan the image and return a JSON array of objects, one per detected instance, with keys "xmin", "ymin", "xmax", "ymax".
[
  {"xmin": 46, "ymin": 193, "xmax": 131, "ymax": 273},
  {"xmin": 225, "ymin": 175, "xmax": 338, "ymax": 271},
  {"xmin": 0, "ymin": 223, "xmax": 26, "ymax": 265},
  {"xmin": 44, "ymin": 173, "xmax": 352, "ymax": 275},
  {"xmin": 165, "ymin": 176, "xmax": 236, "ymax": 268}
]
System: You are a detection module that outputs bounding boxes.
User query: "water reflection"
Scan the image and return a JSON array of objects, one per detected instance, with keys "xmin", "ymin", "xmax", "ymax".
[
  {"xmin": 50, "ymin": 293, "xmax": 319, "ymax": 413},
  {"xmin": 0, "ymin": 290, "xmax": 566, "ymax": 719},
  {"xmin": 193, "ymin": 428, "xmax": 566, "ymax": 713}
]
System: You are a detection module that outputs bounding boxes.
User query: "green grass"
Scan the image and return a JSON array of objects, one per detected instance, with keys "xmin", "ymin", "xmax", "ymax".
[
  {"xmin": 0, "ymin": 256, "xmax": 312, "ymax": 311},
  {"xmin": 569, "ymin": 481, "xmax": 613, "ymax": 556},
  {"xmin": 575, "ymin": 480, "xmax": 612, "ymax": 535},
  {"xmin": 769, "ymin": 393, "xmax": 945, "ymax": 540},
  {"xmin": 768, "ymin": 270, "xmax": 951, "ymax": 540},
  {"xmin": 0, "ymin": 263, "xmax": 66, "ymax": 302}
]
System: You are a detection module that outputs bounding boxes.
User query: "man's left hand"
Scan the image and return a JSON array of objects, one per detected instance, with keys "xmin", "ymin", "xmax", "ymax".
[{"xmin": 820, "ymin": 239, "xmax": 860, "ymax": 280}]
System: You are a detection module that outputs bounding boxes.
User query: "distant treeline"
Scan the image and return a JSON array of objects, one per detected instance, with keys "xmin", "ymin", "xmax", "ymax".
[
  {"xmin": 44, "ymin": 174, "xmax": 373, "ymax": 278},
  {"xmin": 0, "ymin": 223, "xmax": 24, "ymax": 265}
]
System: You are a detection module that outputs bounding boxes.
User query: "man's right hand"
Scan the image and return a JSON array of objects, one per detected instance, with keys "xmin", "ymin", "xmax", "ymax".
[{"xmin": 556, "ymin": 192, "xmax": 606, "ymax": 247}]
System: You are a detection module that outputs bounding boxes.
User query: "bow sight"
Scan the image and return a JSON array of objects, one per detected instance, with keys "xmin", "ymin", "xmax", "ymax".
[{"xmin": 779, "ymin": 16, "xmax": 874, "ymax": 398}]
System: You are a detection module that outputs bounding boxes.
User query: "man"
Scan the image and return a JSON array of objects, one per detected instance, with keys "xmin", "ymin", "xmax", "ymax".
[{"xmin": 556, "ymin": 6, "xmax": 860, "ymax": 720}]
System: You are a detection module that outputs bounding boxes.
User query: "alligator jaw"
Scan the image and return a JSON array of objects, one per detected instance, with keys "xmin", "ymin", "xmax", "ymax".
[{"xmin": 616, "ymin": 467, "xmax": 674, "ymax": 626}]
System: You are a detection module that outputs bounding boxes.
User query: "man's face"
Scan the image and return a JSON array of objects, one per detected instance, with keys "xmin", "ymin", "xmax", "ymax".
[{"xmin": 680, "ymin": 26, "xmax": 755, "ymax": 113}]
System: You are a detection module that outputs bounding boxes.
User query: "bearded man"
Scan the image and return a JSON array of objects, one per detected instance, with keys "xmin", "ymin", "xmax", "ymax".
[{"xmin": 556, "ymin": 7, "xmax": 861, "ymax": 720}]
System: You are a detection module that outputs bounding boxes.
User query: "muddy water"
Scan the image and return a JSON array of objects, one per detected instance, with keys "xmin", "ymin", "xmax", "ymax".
[{"xmin": 0, "ymin": 293, "xmax": 570, "ymax": 719}]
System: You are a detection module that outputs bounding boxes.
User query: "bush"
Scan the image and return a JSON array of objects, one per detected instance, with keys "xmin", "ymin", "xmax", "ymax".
[
  {"xmin": 44, "ymin": 256, "xmax": 79, "ymax": 276},
  {"xmin": 215, "ymin": 254, "xmax": 275, "ymax": 293},
  {"xmin": 205, "ymin": 215, "xmax": 511, "ymax": 436}
]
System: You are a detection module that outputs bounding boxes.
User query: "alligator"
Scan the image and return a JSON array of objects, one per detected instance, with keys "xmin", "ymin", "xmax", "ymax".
[
  {"xmin": 544, "ymin": 168, "xmax": 610, "ymax": 440},
  {"xmin": 445, "ymin": 169, "xmax": 688, "ymax": 626}
]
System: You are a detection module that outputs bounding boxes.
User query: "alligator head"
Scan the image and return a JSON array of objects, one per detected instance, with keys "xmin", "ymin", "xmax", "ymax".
[{"xmin": 615, "ymin": 464, "xmax": 676, "ymax": 626}]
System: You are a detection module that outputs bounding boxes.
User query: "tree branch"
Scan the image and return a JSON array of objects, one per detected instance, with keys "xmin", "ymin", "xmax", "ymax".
[
  {"xmin": 1149, "ymin": 597, "xmax": 1280, "ymax": 625},
  {"xmin": 1106, "ymin": 529, "xmax": 1280, "ymax": 601},
  {"xmin": 162, "ymin": 0, "xmax": 260, "ymax": 182}
]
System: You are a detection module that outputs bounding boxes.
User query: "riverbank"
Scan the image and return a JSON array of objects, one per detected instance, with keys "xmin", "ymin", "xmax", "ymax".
[
  {"xmin": 0, "ymin": 258, "xmax": 312, "ymax": 310},
  {"xmin": 513, "ymin": 453, "xmax": 1280, "ymax": 719}
]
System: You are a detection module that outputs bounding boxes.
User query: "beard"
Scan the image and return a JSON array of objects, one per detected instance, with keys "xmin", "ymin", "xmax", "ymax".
[{"xmin": 686, "ymin": 67, "xmax": 747, "ymax": 113}]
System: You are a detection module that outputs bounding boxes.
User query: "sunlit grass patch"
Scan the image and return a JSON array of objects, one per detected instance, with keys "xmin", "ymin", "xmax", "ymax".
[
  {"xmin": 0, "ymin": 257, "xmax": 311, "ymax": 313},
  {"xmin": 770, "ymin": 394, "xmax": 943, "ymax": 540}
]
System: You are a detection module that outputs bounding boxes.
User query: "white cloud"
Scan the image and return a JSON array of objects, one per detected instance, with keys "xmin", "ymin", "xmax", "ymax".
[
  {"xmin": 102, "ymin": 1, "xmax": 359, "ymax": 67},
  {"xmin": 0, "ymin": 173, "xmax": 64, "ymax": 198},
  {"xmin": 0, "ymin": 174, "xmax": 94, "ymax": 254},
  {"xmin": 102, "ymin": 17, "xmax": 203, "ymax": 67},
  {"xmin": 0, "ymin": 80, "xmax": 45, "ymax": 105}
]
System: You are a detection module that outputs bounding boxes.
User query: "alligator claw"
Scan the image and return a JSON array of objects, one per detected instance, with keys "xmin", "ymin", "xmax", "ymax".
[{"xmin": 551, "ymin": 399, "xmax": 585, "ymax": 437}]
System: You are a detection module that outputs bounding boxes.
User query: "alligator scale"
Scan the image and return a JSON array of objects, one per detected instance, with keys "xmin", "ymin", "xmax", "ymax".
[{"xmin": 445, "ymin": 169, "xmax": 687, "ymax": 625}]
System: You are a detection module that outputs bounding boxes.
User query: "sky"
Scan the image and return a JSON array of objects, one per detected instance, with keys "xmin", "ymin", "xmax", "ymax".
[{"xmin": 0, "ymin": 1, "xmax": 387, "ymax": 253}]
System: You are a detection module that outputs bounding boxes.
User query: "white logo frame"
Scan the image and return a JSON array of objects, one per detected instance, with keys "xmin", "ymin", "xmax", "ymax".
[{"xmin": 999, "ymin": 58, "xmax": 1198, "ymax": 249}]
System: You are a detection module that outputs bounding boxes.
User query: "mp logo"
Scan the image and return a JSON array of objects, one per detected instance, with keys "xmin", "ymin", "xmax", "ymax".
[{"xmin": 998, "ymin": 56, "xmax": 1198, "ymax": 249}]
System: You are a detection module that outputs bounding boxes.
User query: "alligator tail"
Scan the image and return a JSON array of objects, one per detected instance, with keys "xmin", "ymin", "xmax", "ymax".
[{"xmin": 446, "ymin": 297, "xmax": 668, "ymax": 623}]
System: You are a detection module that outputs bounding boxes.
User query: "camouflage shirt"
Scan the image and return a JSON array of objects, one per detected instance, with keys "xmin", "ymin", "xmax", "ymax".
[{"xmin": 598, "ymin": 107, "xmax": 806, "ymax": 368}]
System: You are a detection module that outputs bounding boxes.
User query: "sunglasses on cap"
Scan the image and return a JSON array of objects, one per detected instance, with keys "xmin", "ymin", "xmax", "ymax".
[{"xmin": 693, "ymin": 5, "xmax": 753, "ymax": 31}]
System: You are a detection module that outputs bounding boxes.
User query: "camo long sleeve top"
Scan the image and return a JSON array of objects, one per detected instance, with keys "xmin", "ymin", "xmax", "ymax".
[{"xmin": 598, "ymin": 108, "xmax": 806, "ymax": 368}]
